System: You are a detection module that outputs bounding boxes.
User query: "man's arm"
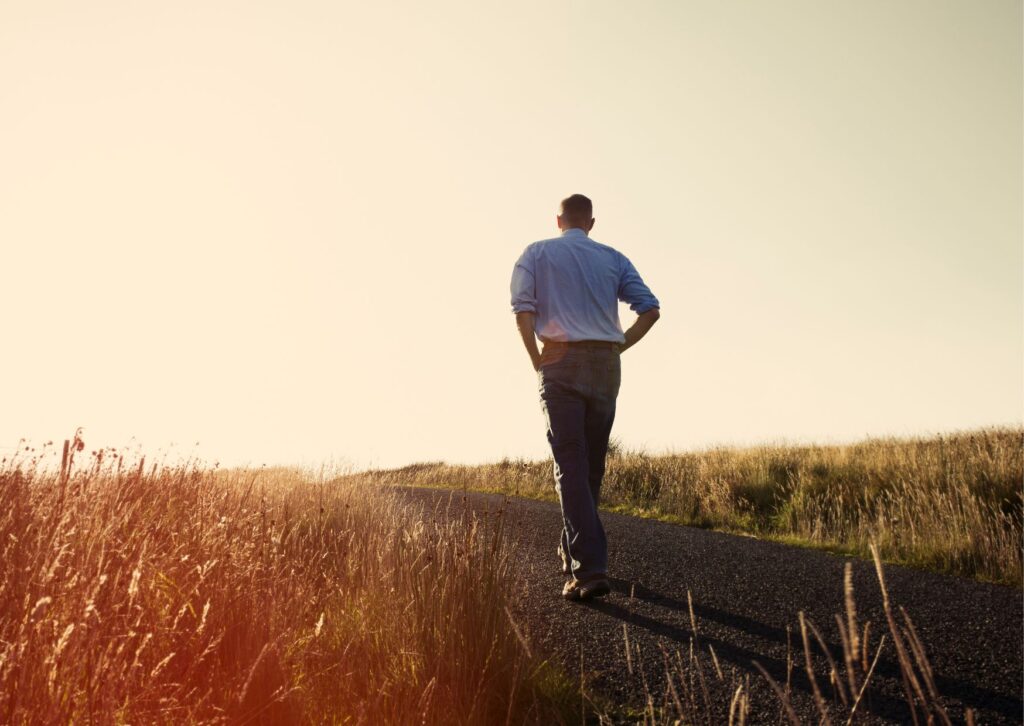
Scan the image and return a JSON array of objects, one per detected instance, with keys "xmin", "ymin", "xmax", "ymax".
[
  {"xmin": 616, "ymin": 252, "xmax": 660, "ymax": 354},
  {"xmin": 620, "ymin": 307, "xmax": 660, "ymax": 354},
  {"xmin": 515, "ymin": 312, "xmax": 542, "ymax": 371}
]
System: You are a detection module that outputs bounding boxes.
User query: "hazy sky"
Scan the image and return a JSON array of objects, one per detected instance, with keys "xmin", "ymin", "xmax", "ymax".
[{"xmin": 2, "ymin": 0, "xmax": 1021, "ymax": 469}]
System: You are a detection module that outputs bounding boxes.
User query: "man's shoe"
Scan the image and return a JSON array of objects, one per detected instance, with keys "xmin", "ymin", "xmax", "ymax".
[
  {"xmin": 557, "ymin": 543, "xmax": 570, "ymax": 575},
  {"xmin": 562, "ymin": 575, "xmax": 611, "ymax": 601}
]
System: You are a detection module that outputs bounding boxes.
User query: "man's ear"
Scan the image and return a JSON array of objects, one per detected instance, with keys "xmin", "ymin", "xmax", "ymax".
[
  {"xmin": 586, "ymin": 217, "xmax": 596, "ymax": 233},
  {"xmin": 556, "ymin": 214, "xmax": 565, "ymax": 230}
]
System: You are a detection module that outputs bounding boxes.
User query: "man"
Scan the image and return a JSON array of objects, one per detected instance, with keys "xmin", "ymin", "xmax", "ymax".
[{"xmin": 510, "ymin": 194, "xmax": 661, "ymax": 601}]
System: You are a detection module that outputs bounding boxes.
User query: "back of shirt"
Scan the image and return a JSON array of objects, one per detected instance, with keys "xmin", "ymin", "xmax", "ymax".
[{"xmin": 510, "ymin": 228, "xmax": 659, "ymax": 343}]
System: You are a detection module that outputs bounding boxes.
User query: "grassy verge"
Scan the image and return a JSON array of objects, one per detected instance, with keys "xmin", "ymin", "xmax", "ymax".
[
  {"xmin": 2, "ymin": 434, "xmax": 1001, "ymax": 724},
  {"xmin": 0, "ymin": 451, "xmax": 578, "ymax": 724},
  {"xmin": 350, "ymin": 426, "xmax": 1023, "ymax": 587}
]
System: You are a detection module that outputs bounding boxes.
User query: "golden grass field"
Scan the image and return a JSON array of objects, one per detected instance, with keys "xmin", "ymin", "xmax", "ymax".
[
  {"xmin": 1, "ymin": 426, "xmax": 1015, "ymax": 723},
  {"xmin": 0, "ymin": 451, "xmax": 576, "ymax": 724},
  {"xmin": 356, "ymin": 426, "xmax": 1023, "ymax": 587}
]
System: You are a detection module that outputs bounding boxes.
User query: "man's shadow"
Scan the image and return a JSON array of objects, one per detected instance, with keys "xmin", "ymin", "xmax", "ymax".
[{"xmin": 576, "ymin": 578, "xmax": 1020, "ymax": 723}]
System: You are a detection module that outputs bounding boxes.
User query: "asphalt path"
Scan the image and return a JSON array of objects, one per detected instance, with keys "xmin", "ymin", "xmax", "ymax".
[{"xmin": 394, "ymin": 487, "xmax": 1022, "ymax": 725}]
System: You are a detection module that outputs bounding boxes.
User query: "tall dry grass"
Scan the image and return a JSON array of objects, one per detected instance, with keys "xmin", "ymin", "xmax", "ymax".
[
  {"xmin": 355, "ymin": 426, "xmax": 1023, "ymax": 585},
  {"xmin": 0, "ymin": 445, "xmax": 575, "ymax": 724},
  {"xmin": 1, "ymin": 437, "xmax": 994, "ymax": 724}
]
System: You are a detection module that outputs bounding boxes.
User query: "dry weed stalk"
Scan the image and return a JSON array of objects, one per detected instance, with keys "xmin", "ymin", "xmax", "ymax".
[{"xmin": 648, "ymin": 559, "xmax": 963, "ymax": 725}]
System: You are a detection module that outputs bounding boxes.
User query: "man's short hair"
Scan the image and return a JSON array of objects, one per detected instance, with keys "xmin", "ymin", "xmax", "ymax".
[{"xmin": 560, "ymin": 194, "xmax": 593, "ymax": 220}]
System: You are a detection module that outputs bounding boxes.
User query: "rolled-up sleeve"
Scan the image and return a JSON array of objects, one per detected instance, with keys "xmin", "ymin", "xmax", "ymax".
[
  {"xmin": 510, "ymin": 248, "xmax": 537, "ymax": 314},
  {"xmin": 618, "ymin": 255, "xmax": 660, "ymax": 313}
]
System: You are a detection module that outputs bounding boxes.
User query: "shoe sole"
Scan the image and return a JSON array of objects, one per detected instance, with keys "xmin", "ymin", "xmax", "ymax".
[
  {"xmin": 563, "ymin": 578, "xmax": 611, "ymax": 601},
  {"xmin": 582, "ymin": 580, "xmax": 611, "ymax": 599}
]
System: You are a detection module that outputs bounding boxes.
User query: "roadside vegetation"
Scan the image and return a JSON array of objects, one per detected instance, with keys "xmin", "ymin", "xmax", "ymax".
[
  {"xmin": 1, "ymin": 430, "xmax": 1002, "ymax": 723},
  {"xmin": 0, "ymin": 442, "xmax": 576, "ymax": 724},
  {"xmin": 355, "ymin": 426, "xmax": 1023, "ymax": 587}
]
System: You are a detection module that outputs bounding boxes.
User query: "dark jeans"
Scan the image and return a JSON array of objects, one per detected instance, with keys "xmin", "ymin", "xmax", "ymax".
[{"xmin": 538, "ymin": 342, "xmax": 621, "ymax": 581}]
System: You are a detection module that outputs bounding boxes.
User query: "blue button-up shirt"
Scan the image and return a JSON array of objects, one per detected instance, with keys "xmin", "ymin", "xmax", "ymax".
[{"xmin": 510, "ymin": 228, "xmax": 660, "ymax": 343}]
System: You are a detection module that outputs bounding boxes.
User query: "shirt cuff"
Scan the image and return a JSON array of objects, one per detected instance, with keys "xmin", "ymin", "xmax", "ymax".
[
  {"xmin": 511, "ymin": 303, "xmax": 537, "ymax": 314},
  {"xmin": 632, "ymin": 302, "xmax": 660, "ymax": 314}
]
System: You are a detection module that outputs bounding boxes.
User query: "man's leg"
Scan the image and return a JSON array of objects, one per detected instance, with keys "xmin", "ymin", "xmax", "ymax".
[
  {"xmin": 540, "ymin": 377, "xmax": 606, "ymax": 581},
  {"xmin": 581, "ymin": 350, "xmax": 620, "ymax": 566},
  {"xmin": 584, "ymin": 397, "xmax": 616, "ymax": 510}
]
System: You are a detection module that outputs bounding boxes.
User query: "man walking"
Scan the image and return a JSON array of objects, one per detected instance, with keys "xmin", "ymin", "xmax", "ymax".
[{"xmin": 510, "ymin": 194, "xmax": 661, "ymax": 601}]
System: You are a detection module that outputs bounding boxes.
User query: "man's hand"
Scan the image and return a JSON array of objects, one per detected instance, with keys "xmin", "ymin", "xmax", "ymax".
[
  {"xmin": 515, "ymin": 312, "xmax": 542, "ymax": 371},
  {"xmin": 620, "ymin": 308, "xmax": 660, "ymax": 354}
]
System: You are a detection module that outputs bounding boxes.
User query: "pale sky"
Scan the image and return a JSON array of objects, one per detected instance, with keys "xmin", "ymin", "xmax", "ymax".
[{"xmin": 2, "ymin": 0, "xmax": 1021, "ymax": 469}]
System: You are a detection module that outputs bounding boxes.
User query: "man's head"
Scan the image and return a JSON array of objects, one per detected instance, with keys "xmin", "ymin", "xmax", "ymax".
[{"xmin": 557, "ymin": 194, "xmax": 595, "ymax": 233}]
